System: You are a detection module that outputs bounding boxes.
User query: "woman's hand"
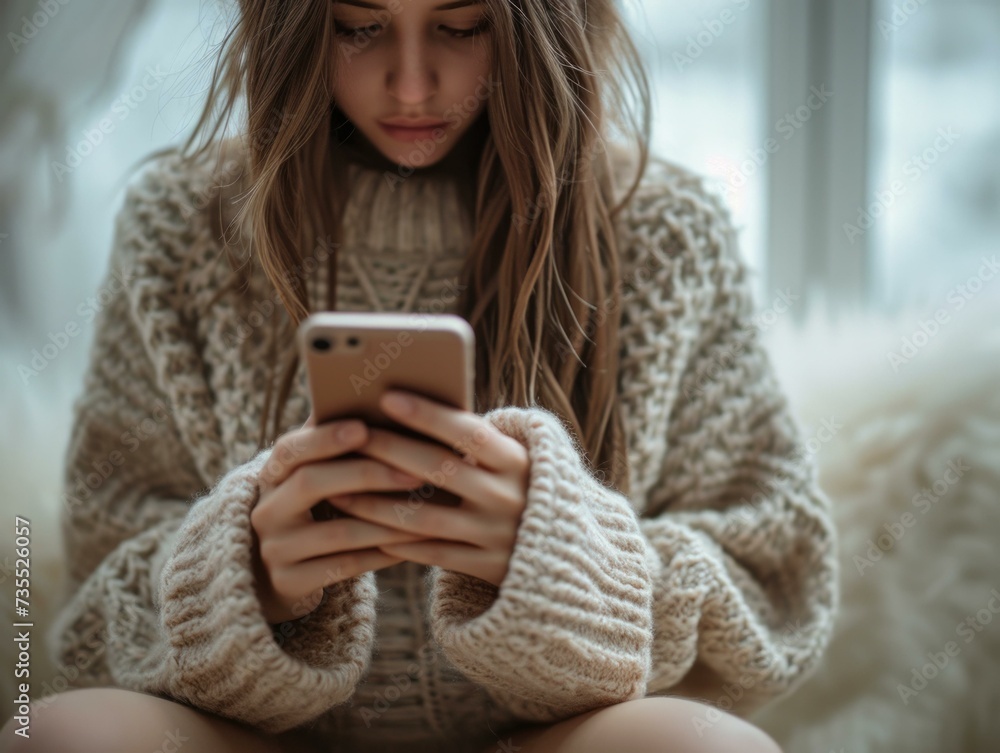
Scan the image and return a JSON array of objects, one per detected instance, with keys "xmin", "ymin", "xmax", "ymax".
[
  {"xmin": 250, "ymin": 411, "xmax": 430, "ymax": 625},
  {"xmin": 327, "ymin": 389, "xmax": 532, "ymax": 589}
]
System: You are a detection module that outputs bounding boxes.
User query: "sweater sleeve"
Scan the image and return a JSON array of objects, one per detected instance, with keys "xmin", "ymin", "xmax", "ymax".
[
  {"xmin": 424, "ymin": 169, "xmax": 839, "ymax": 722},
  {"xmin": 46, "ymin": 167, "xmax": 378, "ymax": 735}
]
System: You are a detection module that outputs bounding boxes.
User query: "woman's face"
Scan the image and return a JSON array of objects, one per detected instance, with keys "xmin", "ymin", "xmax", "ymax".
[{"xmin": 331, "ymin": 0, "xmax": 494, "ymax": 170}]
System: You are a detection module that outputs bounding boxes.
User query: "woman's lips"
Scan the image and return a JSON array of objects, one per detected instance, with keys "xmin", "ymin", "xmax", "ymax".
[{"xmin": 378, "ymin": 122, "xmax": 449, "ymax": 142}]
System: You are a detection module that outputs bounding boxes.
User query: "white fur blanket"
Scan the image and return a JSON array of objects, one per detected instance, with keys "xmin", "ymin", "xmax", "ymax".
[
  {"xmin": 750, "ymin": 290, "xmax": 1000, "ymax": 753},
  {"xmin": 1, "ymin": 291, "xmax": 998, "ymax": 752}
]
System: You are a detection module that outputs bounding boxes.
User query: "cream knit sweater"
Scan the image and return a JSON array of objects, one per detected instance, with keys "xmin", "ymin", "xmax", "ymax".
[{"xmin": 48, "ymin": 137, "xmax": 838, "ymax": 752}]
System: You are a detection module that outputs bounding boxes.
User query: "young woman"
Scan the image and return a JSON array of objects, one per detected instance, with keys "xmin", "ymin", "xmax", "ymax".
[{"xmin": 1, "ymin": 0, "xmax": 838, "ymax": 751}]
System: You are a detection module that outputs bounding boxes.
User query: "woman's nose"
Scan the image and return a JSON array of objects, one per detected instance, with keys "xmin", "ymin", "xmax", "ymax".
[{"xmin": 387, "ymin": 39, "xmax": 438, "ymax": 103}]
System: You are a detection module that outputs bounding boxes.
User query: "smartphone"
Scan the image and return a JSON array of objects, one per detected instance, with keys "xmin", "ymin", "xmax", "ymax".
[{"xmin": 297, "ymin": 311, "xmax": 476, "ymax": 519}]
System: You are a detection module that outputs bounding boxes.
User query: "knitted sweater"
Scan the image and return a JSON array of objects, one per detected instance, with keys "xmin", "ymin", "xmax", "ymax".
[{"xmin": 48, "ymin": 137, "xmax": 838, "ymax": 752}]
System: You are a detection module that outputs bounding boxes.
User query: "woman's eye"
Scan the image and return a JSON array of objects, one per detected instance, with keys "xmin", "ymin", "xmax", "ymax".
[
  {"xmin": 333, "ymin": 20, "xmax": 490, "ymax": 39},
  {"xmin": 442, "ymin": 22, "xmax": 490, "ymax": 39},
  {"xmin": 334, "ymin": 22, "xmax": 382, "ymax": 37}
]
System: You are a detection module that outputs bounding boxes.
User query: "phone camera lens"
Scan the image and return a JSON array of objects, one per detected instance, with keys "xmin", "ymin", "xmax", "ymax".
[{"xmin": 312, "ymin": 336, "xmax": 334, "ymax": 352}]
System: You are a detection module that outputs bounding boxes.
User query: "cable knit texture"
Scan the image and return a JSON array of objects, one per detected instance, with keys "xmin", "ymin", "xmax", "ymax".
[{"xmin": 48, "ymin": 135, "xmax": 838, "ymax": 751}]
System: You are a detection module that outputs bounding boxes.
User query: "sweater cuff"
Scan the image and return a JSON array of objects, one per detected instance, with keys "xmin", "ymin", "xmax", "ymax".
[
  {"xmin": 426, "ymin": 406, "xmax": 653, "ymax": 720},
  {"xmin": 157, "ymin": 446, "xmax": 378, "ymax": 734}
]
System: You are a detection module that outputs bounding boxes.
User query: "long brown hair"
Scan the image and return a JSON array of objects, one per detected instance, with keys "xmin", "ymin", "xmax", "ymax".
[{"xmin": 134, "ymin": 0, "xmax": 651, "ymax": 496}]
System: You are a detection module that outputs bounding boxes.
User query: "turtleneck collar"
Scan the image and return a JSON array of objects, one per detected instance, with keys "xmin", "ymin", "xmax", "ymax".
[
  {"xmin": 337, "ymin": 160, "xmax": 475, "ymax": 257},
  {"xmin": 230, "ymin": 112, "xmax": 484, "ymax": 260}
]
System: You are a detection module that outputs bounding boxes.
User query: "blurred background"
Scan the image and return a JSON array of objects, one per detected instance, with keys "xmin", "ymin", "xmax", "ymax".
[{"xmin": 1, "ymin": 1, "xmax": 998, "ymax": 751}]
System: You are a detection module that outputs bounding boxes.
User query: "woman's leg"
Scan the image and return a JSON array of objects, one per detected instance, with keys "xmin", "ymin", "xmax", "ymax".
[
  {"xmin": 0, "ymin": 687, "xmax": 326, "ymax": 753},
  {"xmin": 481, "ymin": 697, "xmax": 783, "ymax": 753}
]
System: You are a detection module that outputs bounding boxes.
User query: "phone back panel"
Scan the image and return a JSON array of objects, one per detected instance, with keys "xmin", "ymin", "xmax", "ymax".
[
  {"xmin": 298, "ymin": 312, "xmax": 475, "ymax": 511},
  {"xmin": 299, "ymin": 311, "xmax": 474, "ymax": 425}
]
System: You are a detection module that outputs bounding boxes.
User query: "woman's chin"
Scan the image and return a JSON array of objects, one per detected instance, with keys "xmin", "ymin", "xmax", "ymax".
[{"xmin": 381, "ymin": 141, "xmax": 453, "ymax": 171}]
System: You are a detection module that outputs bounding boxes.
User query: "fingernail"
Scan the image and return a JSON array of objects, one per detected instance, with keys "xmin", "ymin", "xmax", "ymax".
[
  {"xmin": 338, "ymin": 422, "xmax": 364, "ymax": 442},
  {"xmin": 383, "ymin": 391, "xmax": 415, "ymax": 415}
]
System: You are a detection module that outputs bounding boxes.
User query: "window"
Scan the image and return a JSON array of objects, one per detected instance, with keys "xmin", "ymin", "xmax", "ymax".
[
  {"xmin": 868, "ymin": 0, "xmax": 1000, "ymax": 313},
  {"xmin": 628, "ymin": 0, "xmax": 999, "ymax": 321},
  {"xmin": 624, "ymin": 0, "xmax": 770, "ymax": 308}
]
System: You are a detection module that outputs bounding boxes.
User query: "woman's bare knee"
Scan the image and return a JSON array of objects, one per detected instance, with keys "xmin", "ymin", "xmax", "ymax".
[
  {"xmin": 495, "ymin": 696, "xmax": 782, "ymax": 753},
  {"xmin": 0, "ymin": 687, "xmax": 311, "ymax": 753}
]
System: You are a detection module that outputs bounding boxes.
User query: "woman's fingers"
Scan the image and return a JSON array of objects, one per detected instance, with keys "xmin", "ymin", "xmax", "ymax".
[
  {"xmin": 253, "ymin": 417, "xmax": 430, "ymax": 624},
  {"xmin": 268, "ymin": 549, "xmax": 407, "ymax": 623},
  {"xmin": 259, "ymin": 419, "xmax": 369, "ymax": 491},
  {"xmin": 379, "ymin": 390, "xmax": 528, "ymax": 472},
  {"xmin": 256, "ymin": 456, "xmax": 423, "ymax": 531},
  {"xmin": 261, "ymin": 518, "xmax": 426, "ymax": 568},
  {"xmin": 378, "ymin": 539, "xmax": 510, "ymax": 588},
  {"xmin": 329, "ymin": 492, "xmax": 488, "ymax": 546},
  {"xmin": 357, "ymin": 427, "xmax": 521, "ymax": 512},
  {"xmin": 258, "ymin": 515, "xmax": 419, "ymax": 625}
]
